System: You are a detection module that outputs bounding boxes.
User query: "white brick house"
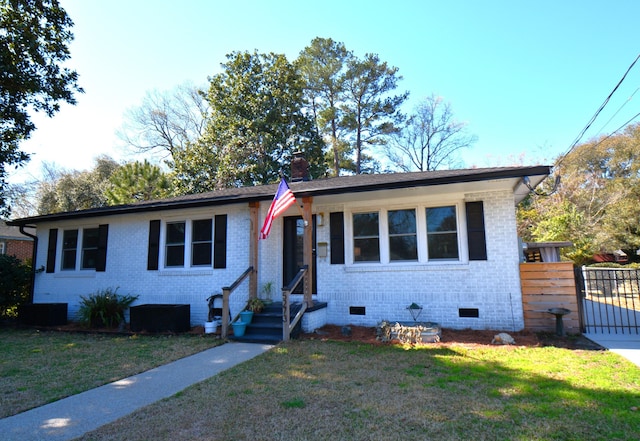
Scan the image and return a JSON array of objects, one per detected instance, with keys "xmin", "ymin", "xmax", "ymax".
[{"xmin": 9, "ymin": 166, "xmax": 550, "ymax": 332}]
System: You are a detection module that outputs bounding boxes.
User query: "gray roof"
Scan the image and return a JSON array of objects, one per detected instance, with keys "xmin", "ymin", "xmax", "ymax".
[
  {"xmin": 8, "ymin": 166, "xmax": 551, "ymax": 226},
  {"xmin": 0, "ymin": 221, "xmax": 35, "ymax": 239}
]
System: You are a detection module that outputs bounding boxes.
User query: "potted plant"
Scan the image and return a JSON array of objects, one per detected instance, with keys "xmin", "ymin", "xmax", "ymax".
[
  {"xmin": 246, "ymin": 297, "xmax": 265, "ymax": 313},
  {"xmin": 260, "ymin": 281, "xmax": 274, "ymax": 304},
  {"xmin": 231, "ymin": 320, "xmax": 247, "ymax": 336},
  {"xmin": 239, "ymin": 309, "xmax": 254, "ymax": 324}
]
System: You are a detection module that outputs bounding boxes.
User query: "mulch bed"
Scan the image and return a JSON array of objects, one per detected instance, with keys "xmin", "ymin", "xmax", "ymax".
[
  {"xmin": 300, "ymin": 324, "xmax": 605, "ymax": 350},
  {"xmin": 15, "ymin": 321, "xmax": 604, "ymax": 350}
]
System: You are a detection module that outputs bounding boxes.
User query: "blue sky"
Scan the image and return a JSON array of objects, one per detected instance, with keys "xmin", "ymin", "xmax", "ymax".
[{"xmin": 9, "ymin": 0, "xmax": 640, "ymax": 183}]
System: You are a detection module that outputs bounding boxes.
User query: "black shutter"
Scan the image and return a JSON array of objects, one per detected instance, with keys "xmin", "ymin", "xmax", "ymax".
[
  {"xmin": 466, "ymin": 201, "xmax": 487, "ymax": 261},
  {"xmin": 147, "ymin": 220, "xmax": 161, "ymax": 270},
  {"xmin": 330, "ymin": 212, "xmax": 345, "ymax": 264},
  {"xmin": 214, "ymin": 214, "xmax": 227, "ymax": 269},
  {"xmin": 46, "ymin": 228, "xmax": 58, "ymax": 273},
  {"xmin": 96, "ymin": 224, "xmax": 109, "ymax": 272}
]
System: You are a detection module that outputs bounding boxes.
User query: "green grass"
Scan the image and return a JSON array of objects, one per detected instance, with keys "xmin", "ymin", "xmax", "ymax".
[
  {"xmin": 0, "ymin": 328, "xmax": 223, "ymax": 418},
  {"xmin": 73, "ymin": 340, "xmax": 640, "ymax": 441}
]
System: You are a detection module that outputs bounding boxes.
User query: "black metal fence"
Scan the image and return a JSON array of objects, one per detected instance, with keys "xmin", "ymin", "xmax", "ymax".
[{"xmin": 575, "ymin": 266, "xmax": 640, "ymax": 334}]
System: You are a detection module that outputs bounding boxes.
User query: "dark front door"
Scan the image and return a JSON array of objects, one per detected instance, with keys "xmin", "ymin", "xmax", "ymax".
[{"xmin": 283, "ymin": 216, "xmax": 316, "ymax": 294}]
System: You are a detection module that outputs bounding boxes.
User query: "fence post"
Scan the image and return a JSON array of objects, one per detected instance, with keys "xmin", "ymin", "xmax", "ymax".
[{"xmin": 221, "ymin": 287, "xmax": 230, "ymax": 339}]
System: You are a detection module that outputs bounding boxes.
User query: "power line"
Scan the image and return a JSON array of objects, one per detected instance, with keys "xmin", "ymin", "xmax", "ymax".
[
  {"xmin": 595, "ymin": 86, "xmax": 639, "ymax": 134},
  {"xmin": 586, "ymin": 110, "xmax": 640, "ymax": 152},
  {"xmin": 557, "ymin": 53, "xmax": 640, "ymax": 167}
]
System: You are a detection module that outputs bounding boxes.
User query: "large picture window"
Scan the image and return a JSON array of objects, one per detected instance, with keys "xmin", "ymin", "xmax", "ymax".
[
  {"xmin": 165, "ymin": 222, "xmax": 186, "ymax": 267},
  {"xmin": 353, "ymin": 212, "xmax": 380, "ymax": 262},
  {"xmin": 426, "ymin": 206, "xmax": 459, "ymax": 260},
  {"xmin": 388, "ymin": 209, "xmax": 417, "ymax": 261}
]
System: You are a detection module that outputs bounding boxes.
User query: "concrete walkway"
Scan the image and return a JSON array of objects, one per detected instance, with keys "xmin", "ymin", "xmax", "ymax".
[
  {"xmin": 0, "ymin": 342, "xmax": 273, "ymax": 441},
  {"xmin": 584, "ymin": 332, "xmax": 640, "ymax": 367}
]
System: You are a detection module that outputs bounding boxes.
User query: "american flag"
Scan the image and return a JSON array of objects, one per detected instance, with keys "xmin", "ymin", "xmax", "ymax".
[{"xmin": 259, "ymin": 178, "xmax": 297, "ymax": 239}]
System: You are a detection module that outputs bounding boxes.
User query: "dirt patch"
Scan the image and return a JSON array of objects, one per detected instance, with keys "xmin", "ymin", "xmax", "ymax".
[{"xmin": 301, "ymin": 324, "xmax": 604, "ymax": 350}]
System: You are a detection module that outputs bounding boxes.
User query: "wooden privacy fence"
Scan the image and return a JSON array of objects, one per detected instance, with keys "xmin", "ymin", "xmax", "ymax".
[{"xmin": 520, "ymin": 262, "xmax": 580, "ymax": 333}]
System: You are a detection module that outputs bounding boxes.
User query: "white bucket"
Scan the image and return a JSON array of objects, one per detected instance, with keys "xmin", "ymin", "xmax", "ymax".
[{"xmin": 204, "ymin": 321, "xmax": 217, "ymax": 334}]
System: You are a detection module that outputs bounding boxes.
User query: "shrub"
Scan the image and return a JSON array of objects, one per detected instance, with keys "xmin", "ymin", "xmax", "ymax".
[
  {"xmin": 77, "ymin": 288, "xmax": 138, "ymax": 328},
  {"xmin": 0, "ymin": 255, "xmax": 31, "ymax": 319}
]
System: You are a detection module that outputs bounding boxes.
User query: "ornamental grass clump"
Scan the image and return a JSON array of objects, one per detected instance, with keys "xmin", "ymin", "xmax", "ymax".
[{"xmin": 78, "ymin": 288, "xmax": 138, "ymax": 328}]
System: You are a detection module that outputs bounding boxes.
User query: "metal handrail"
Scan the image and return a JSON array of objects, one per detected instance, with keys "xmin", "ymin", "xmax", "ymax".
[
  {"xmin": 282, "ymin": 266, "xmax": 308, "ymax": 341},
  {"xmin": 221, "ymin": 266, "xmax": 254, "ymax": 339}
]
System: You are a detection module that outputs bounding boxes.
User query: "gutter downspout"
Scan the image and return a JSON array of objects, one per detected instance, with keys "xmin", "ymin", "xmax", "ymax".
[{"xmin": 18, "ymin": 225, "xmax": 37, "ymax": 303}]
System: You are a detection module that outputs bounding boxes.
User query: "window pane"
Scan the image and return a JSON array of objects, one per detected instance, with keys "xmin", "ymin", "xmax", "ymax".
[
  {"xmin": 166, "ymin": 222, "xmax": 185, "ymax": 267},
  {"xmin": 353, "ymin": 213, "xmax": 379, "ymax": 262},
  {"xmin": 389, "ymin": 209, "xmax": 417, "ymax": 261},
  {"xmin": 353, "ymin": 212, "xmax": 379, "ymax": 237},
  {"xmin": 192, "ymin": 243, "xmax": 212, "ymax": 266},
  {"xmin": 62, "ymin": 250, "xmax": 76, "ymax": 270},
  {"xmin": 81, "ymin": 228, "xmax": 99, "ymax": 269},
  {"xmin": 192, "ymin": 219, "xmax": 212, "ymax": 242},
  {"xmin": 354, "ymin": 238, "xmax": 380, "ymax": 262},
  {"xmin": 426, "ymin": 206, "xmax": 459, "ymax": 260},
  {"xmin": 427, "ymin": 206, "xmax": 457, "ymax": 232},
  {"xmin": 390, "ymin": 236, "xmax": 418, "ymax": 260},
  {"xmin": 388, "ymin": 209, "xmax": 416, "ymax": 234},
  {"xmin": 63, "ymin": 230, "xmax": 78, "ymax": 249},
  {"xmin": 62, "ymin": 230, "xmax": 78, "ymax": 270},
  {"xmin": 166, "ymin": 222, "xmax": 185, "ymax": 244},
  {"xmin": 428, "ymin": 233, "xmax": 459, "ymax": 259},
  {"xmin": 166, "ymin": 245, "xmax": 185, "ymax": 266}
]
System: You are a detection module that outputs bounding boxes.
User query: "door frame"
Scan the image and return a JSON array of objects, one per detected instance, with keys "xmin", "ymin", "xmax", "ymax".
[{"xmin": 283, "ymin": 215, "xmax": 317, "ymax": 294}]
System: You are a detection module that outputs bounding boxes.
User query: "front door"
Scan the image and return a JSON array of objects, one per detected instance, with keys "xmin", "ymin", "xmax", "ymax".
[{"xmin": 283, "ymin": 216, "xmax": 316, "ymax": 294}]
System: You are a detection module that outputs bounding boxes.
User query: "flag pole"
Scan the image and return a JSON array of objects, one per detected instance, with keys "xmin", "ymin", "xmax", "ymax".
[{"xmin": 280, "ymin": 170, "xmax": 308, "ymax": 227}]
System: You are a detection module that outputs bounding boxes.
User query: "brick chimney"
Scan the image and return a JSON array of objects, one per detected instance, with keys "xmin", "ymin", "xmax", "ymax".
[{"xmin": 291, "ymin": 151, "xmax": 310, "ymax": 182}]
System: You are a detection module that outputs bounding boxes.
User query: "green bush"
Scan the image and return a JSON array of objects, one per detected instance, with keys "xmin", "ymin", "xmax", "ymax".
[
  {"xmin": 77, "ymin": 288, "xmax": 138, "ymax": 328},
  {"xmin": 0, "ymin": 255, "xmax": 31, "ymax": 319}
]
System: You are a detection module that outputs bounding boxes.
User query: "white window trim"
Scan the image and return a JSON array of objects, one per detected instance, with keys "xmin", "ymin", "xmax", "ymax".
[
  {"xmin": 345, "ymin": 201, "xmax": 469, "ymax": 267},
  {"xmin": 0, "ymin": 241, "xmax": 5, "ymax": 255},
  {"xmin": 159, "ymin": 218, "xmax": 214, "ymax": 270},
  {"xmin": 59, "ymin": 226, "xmax": 99, "ymax": 272}
]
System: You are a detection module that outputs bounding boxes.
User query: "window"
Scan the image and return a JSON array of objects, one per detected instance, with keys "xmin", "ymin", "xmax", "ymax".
[
  {"xmin": 191, "ymin": 219, "xmax": 212, "ymax": 266},
  {"xmin": 0, "ymin": 242, "xmax": 5, "ymax": 255},
  {"xmin": 353, "ymin": 212, "xmax": 380, "ymax": 262},
  {"xmin": 62, "ymin": 229, "xmax": 78, "ymax": 270},
  {"xmin": 81, "ymin": 228, "xmax": 99, "ymax": 269},
  {"xmin": 165, "ymin": 222, "xmax": 185, "ymax": 267},
  {"xmin": 426, "ymin": 206, "xmax": 459, "ymax": 260},
  {"xmin": 388, "ymin": 209, "xmax": 417, "ymax": 261}
]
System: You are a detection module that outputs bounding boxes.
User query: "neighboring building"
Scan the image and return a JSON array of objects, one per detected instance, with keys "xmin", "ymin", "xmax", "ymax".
[
  {"xmin": 0, "ymin": 221, "xmax": 35, "ymax": 262},
  {"xmin": 7, "ymin": 166, "xmax": 551, "ymax": 332}
]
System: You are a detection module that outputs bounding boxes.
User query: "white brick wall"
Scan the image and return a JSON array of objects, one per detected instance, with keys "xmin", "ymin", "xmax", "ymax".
[{"xmin": 32, "ymin": 187, "xmax": 524, "ymax": 332}]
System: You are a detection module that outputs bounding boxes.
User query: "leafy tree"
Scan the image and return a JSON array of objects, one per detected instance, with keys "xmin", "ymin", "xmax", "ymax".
[
  {"xmin": 0, "ymin": 254, "xmax": 31, "ymax": 318},
  {"xmin": 341, "ymin": 53, "xmax": 408, "ymax": 174},
  {"xmin": 385, "ymin": 94, "xmax": 477, "ymax": 171},
  {"xmin": 297, "ymin": 37, "xmax": 351, "ymax": 176},
  {"xmin": 0, "ymin": 0, "xmax": 82, "ymax": 216},
  {"xmin": 520, "ymin": 122, "xmax": 640, "ymax": 263},
  {"xmin": 185, "ymin": 50, "xmax": 325, "ymax": 189},
  {"xmin": 36, "ymin": 156, "xmax": 120, "ymax": 214},
  {"xmin": 117, "ymin": 82, "xmax": 208, "ymax": 161},
  {"xmin": 105, "ymin": 160, "xmax": 171, "ymax": 205},
  {"xmin": 168, "ymin": 141, "xmax": 219, "ymax": 195}
]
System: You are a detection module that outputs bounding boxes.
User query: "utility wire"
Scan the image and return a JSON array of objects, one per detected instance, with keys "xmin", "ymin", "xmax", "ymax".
[
  {"xmin": 595, "ymin": 86, "xmax": 639, "ymax": 134},
  {"xmin": 586, "ymin": 110, "xmax": 640, "ymax": 152},
  {"xmin": 557, "ymin": 53, "xmax": 640, "ymax": 167}
]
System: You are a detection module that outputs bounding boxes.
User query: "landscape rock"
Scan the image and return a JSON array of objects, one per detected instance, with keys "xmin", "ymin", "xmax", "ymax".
[{"xmin": 491, "ymin": 332, "xmax": 516, "ymax": 345}]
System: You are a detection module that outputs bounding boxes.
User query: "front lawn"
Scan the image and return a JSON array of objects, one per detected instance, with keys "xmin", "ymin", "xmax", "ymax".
[
  {"xmin": 75, "ymin": 340, "xmax": 640, "ymax": 441},
  {"xmin": 0, "ymin": 328, "xmax": 222, "ymax": 418}
]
